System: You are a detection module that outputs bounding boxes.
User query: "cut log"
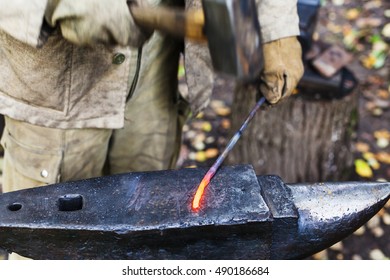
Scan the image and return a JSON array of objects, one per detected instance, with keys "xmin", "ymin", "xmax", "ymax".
[{"xmin": 228, "ymin": 84, "xmax": 359, "ymax": 183}]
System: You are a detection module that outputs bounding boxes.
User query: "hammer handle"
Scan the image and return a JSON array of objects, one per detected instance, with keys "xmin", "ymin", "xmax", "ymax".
[{"xmin": 130, "ymin": 5, "xmax": 206, "ymax": 42}]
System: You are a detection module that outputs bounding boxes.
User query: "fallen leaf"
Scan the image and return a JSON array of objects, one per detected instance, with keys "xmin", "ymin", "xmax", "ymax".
[
  {"xmin": 188, "ymin": 152, "xmax": 196, "ymax": 161},
  {"xmin": 345, "ymin": 8, "xmax": 360, "ymax": 20},
  {"xmin": 376, "ymin": 152, "xmax": 390, "ymax": 164},
  {"xmin": 193, "ymin": 141, "xmax": 205, "ymax": 151},
  {"xmin": 355, "ymin": 142, "xmax": 370, "ymax": 153},
  {"xmin": 205, "ymin": 136, "xmax": 215, "ymax": 144},
  {"xmin": 220, "ymin": 118, "xmax": 231, "ymax": 130},
  {"xmin": 363, "ymin": 152, "xmax": 381, "ymax": 170},
  {"xmin": 195, "ymin": 151, "xmax": 207, "ymax": 162},
  {"xmin": 214, "ymin": 107, "xmax": 231, "ymax": 117},
  {"xmin": 361, "ymin": 51, "xmax": 387, "ymax": 69},
  {"xmin": 332, "ymin": 0, "xmax": 344, "ymax": 6},
  {"xmin": 201, "ymin": 121, "xmax": 212, "ymax": 132},
  {"xmin": 372, "ymin": 107, "xmax": 383, "ymax": 116},
  {"xmin": 363, "ymin": 152, "xmax": 376, "ymax": 160},
  {"xmin": 377, "ymin": 89, "xmax": 389, "ymax": 99},
  {"xmin": 210, "ymin": 100, "xmax": 226, "ymax": 109},
  {"xmin": 383, "ymin": 23, "xmax": 390, "ymax": 38},
  {"xmin": 342, "ymin": 27, "xmax": 369, "ymax": 51},
  {"xmin": 195, "ymin": 112, "xmax": 204, "ymax": 119},
  {"xmin": 374, "ymin": 130, "xmax": 390, "ymax": 140},
  {"xmin": 364, "ymin": 155, "xmax": 381, "ymax": 170},
  {"xmin": 377, "ymin": 138, "xmax": 389, "ymax": 149},
  {"xmin": 355, "ymin": 159, "xmax": 373, "ymax": 178},
  {"xmin": 205, "ymin": 148, "xmax": 219, "ymax": 159}
]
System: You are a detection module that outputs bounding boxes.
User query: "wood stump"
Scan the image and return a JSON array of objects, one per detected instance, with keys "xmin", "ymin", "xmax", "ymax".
[{"xmin": 228, "ymin": 88, "xmax": 359, "ymax": 183}]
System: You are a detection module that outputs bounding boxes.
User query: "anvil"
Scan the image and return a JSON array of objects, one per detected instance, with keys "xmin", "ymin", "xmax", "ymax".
[{"xmin": 0, "ymin": 165, "xmax": 389, "ymax": 259}]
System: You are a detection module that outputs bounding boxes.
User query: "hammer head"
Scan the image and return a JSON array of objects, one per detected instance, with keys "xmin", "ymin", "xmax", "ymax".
[{"xmin": 202, "ymin": 0, "xmax": 263, "ymax": 82}]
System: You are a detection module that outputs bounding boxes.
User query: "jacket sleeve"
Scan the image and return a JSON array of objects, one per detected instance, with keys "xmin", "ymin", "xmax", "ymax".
[
  {"xmin": 256, "ymin": 0, "xmax": 300, "ymax": 43},
  {"xmin": 183, "ymin": 0, "xmax": 214, "ymax": 116},
  {"xmin": 0, "ymin": 0, "xmax": 48, "ymax": 47}
]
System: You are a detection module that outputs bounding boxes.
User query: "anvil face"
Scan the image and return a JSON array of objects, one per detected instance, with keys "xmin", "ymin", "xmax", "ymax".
[
  {"xmin": 0, "ymin": 165, "xmax": 389, "ymax": 260},
  {"xmin": 0, "ymin": 165, "xmax": 274, "ymax": 259}
]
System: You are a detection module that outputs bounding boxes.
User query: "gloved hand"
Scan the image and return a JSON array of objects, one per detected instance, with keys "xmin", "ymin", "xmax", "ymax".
[
  {"xmin": 45, "ymin": 0, "xmax": 151, "ymax": 47},
  {"xmin": 259, "ymin": 36, "xmax": 304, "ymax": 104}
]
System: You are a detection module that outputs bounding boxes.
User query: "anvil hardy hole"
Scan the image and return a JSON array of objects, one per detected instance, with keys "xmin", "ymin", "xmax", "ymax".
[
  {"xmin": 58, "ymin": 194, "xmax": 83, "ymax": 212},
  {"xmin": 7, "ymin": 202, "xmax": 22, "ymax": 211}
]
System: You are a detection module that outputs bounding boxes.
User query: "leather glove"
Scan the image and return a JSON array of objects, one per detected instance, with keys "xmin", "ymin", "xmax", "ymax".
[
  {"xmin": 259, "ymin": 36, "xmax": 304, "ymax": 104},
  {"xmin": 45, "ymin": 0, "xmax": 151, "ymax": 47}
]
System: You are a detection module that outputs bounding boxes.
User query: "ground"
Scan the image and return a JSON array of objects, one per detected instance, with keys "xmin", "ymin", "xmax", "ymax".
[{"xmin": 176, "ymin": 0, "xmax": 390, "ymax": 260}]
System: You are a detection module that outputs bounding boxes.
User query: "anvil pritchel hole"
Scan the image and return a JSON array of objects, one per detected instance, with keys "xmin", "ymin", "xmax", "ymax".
[
  {"xmin": 58, "ymin": 194, "xmax": 83, "ymax": 212},
  {"xmin": 7, "ymin": 202, "xmax": 22, "ymax": 212}
]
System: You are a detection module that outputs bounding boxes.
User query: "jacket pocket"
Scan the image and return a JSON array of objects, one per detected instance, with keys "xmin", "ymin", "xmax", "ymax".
[{"xmin": 1, "ymin": 128, "xmax": 62, "ymax": 184}]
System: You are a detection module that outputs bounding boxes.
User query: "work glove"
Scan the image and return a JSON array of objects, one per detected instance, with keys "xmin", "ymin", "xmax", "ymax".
[
  {"xmin": 45, "ymin": 0, "xmax": 151, "ymax": 47},
  {"xmin": 259, "ymin": 36, "xmax": 304, "ymax": 104}
]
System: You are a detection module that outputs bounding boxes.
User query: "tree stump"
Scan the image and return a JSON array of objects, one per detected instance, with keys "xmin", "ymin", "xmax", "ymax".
[{"xmin": 228, "ymin": 86, "xmax": 359, "ymax": 183}]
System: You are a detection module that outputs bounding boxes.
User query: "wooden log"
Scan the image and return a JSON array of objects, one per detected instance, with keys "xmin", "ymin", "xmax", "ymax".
[{"xmin": 228, "ymin": 85, "xmax": 359, "ymax": 183}]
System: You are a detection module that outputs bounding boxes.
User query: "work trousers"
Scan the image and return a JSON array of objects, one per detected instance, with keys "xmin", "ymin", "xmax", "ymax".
[{"xmin": 1, "ymin": 32, "xmax": 187, "ymax": 259}]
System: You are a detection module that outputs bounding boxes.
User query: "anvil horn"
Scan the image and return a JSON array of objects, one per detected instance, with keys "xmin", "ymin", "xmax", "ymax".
[{"xmin": 0, "ymin": 165, "xmax": 389, "ymax": 260}]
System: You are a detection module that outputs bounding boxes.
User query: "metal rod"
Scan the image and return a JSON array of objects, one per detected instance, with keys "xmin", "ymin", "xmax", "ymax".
[{"xmin": 192, "ymin": 97, "xmax": 267, "ymax": 210}]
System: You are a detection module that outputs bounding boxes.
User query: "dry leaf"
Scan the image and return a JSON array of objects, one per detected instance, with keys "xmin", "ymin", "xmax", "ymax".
[
  {"xmin": 355, "ymin": 159, "xmax": 373, "ymax": 178},
  {"xmin": 374, "ymin": 130, "xmax": 390, "ymax": 140},
  {"xmin": 205, "ymin": 136, "xmax": 215, "ymax": 144},
  {"xmin": 205, "ymin": 148, "xmax": 219, "ymax": 159},
  {"xmin": 195, "ymin": 151, "xmax": 207, "ymax": 162},
  {"xmin": 193, "ymin": 141, "xmax": 205, "ymax": 151},
  {"xmin": 355, "ymin": 142, "xmax": 370, "ymax": 153},
  {"xmin": 376, "ymin": 152, "xmax": 390, "ymax": 164},
  {"xmin": 332, "ymin": 0, "xmax": 344, "ymax": 6},
  {"xmin": 201, "ymin": 121, "xmax": 212, "ymax": 132},
  {"xmin": 377, "ymin": 138, "xmax": 389, "ymax": 149},
  {"xmin": 346, "ymin": 8, "xmax": 360, "ymax": 20},
  {"xmin": 363, "ymin": 152, "xmax": 376, "ymax": 160},
  {"xmin": 377, "ymin": 89, "xmax": 389, "ymax": 99},
  {"xmin": 214, "ymin": 107, "xmax": 231, "ymax": 117},
  {"xmin": 195, "ymin": 112, "xmax": 204, "ymax": 119},
  {"xmin": 363, "ymin": 152, "xmax": 380, "ymax": 170},
  {"xmin": 383, "ymin": 23, "xmax": 390, "ymax": 38},
  {"xmin": 221, "ymin": 118, "xmax": 231, "ymax": 130}
]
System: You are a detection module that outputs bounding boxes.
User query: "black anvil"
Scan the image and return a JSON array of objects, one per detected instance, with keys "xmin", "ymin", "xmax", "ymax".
[{"xmin": 0, "ymin": 165, "xmax": 389, "ymax": 259}]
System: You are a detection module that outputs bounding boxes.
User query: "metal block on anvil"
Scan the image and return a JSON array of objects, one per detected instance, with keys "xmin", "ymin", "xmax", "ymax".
[{"xmin": 0, "ymin": 164, "xmax": 389, "ymax": 260}]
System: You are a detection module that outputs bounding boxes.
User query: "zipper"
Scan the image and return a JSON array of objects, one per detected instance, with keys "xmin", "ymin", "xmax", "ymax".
[{"xmin": 127, "ymin": 46, "xmax": 143, "ymax": 101}]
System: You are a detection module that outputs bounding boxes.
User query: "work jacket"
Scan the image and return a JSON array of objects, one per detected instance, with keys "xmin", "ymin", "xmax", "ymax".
[{"xmin": 0, "ymin": 0, "xmax": 299, "ymax": 129}]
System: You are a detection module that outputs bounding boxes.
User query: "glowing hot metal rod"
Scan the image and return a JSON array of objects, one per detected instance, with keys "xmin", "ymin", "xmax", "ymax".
[{"xmin": 192, "ymin": 97, "xmax": 267, "ymax": 210}]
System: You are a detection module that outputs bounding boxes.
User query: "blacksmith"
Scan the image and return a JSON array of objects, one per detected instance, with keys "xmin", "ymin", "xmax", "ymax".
[{"xmin": 0, "ymin": 0, "xmax": 303, "ymax": 259}]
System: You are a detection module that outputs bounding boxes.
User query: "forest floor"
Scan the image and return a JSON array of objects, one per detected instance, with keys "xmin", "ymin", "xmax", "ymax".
[{"xmin": 176, "ymin": 0, "xmax": 390, "ymax": 260}]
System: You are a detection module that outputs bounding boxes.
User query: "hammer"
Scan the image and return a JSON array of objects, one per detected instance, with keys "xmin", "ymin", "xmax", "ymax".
[{"xmin": 129, "ymin": 0, "xmax": 263, "ymax": 82}]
